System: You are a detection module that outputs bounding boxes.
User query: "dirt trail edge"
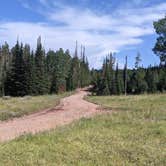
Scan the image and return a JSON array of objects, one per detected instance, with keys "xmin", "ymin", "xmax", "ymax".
[{"xmin": 0, "ymin": 89, "xmax": 101, "ymax": 142}]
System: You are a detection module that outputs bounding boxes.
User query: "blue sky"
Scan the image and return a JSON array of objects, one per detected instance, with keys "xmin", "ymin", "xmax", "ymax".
[{"xmin": 0, "ymin": 0, "xmax": 166, "ymax": 68}]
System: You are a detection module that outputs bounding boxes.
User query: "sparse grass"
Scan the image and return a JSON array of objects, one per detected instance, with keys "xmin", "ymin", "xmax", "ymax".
[
  {"xmin": 0, "ymin": 94, "xmax": 165, "ymax": 165},
  {"xmin": 0, "ymin": 92, "xmax": 73, "ymax": 121}
]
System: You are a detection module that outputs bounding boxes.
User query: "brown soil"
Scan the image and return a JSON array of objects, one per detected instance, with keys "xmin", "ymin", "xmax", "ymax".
[{"xmin": 0, "ymin": 89, "xmax": 101, "ymax": 142}]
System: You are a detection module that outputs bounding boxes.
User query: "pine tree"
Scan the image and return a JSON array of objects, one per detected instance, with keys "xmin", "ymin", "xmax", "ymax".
[
  {"xmin": 0, "ymin": 42, "xmax": 10, "ymax": 96},
  {"xmin": 135, "ymin": 52, "xmax": 142, "ymax": 69},
  {"xmin": 53, "ymin": 48, "xmax": 71, "ymax": 93},
  {"xmin": 0, "ymin": 38, "xmax": 91, "ymax": 97},
  {"xmin": 128, "ymin": 70, "xmax": 137, "ymax": 94},
  {"xmin": 79, "ymin": 46, "xmax": 90, "ymax": 87},
  {"xmin": 145, "ymin": 67, "xmax": 158, "ymax": 93},
  {"xmin": 23, "ymin": 44, "xmax": 32, "ymax": 94},
  {"xmin": 109, "ymin": 54, "xmax": 116, "ymax": 94},
  {"xmin": 34, "ymin": 36, "xmax": 49, "ymax": 95},
  {"xmin": 29, "ymin": 51, "xmax": 36, "ymax": 94},
  {"xmin": 158, "ymin": 66, "xmax": 166, "ymax": 92},
  {"xmin": 136, "ymin": 68, "xmax": 148, "ymax": 93},
  {"xmin": 123, "ymin": 56, "xmax": 128, "ymax": 95},
  {"xmin": 5, "ymin": 41, "xmax": 27, "ymax": 96},
  {"xmin": 102, "ymin": 57, "xmax": 110, "ymax": 95},
  {"xmin": 70, "ymin": 41, "xmax": 80, "ymax": 89},
  {"xmin": 115, "ymin": 63, "xmax": 121, "ymax": 95}
]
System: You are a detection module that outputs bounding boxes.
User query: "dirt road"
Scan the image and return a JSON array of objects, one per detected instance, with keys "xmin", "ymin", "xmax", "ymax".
[{"xmin": 0, "ymin": 89, "xmax": 100, "ymax": 142}]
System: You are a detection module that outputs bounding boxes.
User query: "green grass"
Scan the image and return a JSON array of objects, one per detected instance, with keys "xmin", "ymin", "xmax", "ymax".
[
  {"xmin": 0, "ymin": 92, "xmax": 73, "ymax": 121},
  {"xmin": 86, "ymin": 94, "xmax": 166, "ymax": 122},
  {"xmin": 0, "ymin": 94, "xmax": 165, "ymax": 165},
  {"xmin": 87, "ymin": 93, "xmax": 166, "ymax": 111}
]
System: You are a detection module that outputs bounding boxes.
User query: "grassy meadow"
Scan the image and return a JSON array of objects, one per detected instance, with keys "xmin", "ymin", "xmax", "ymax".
[
  {"xmin": 0, "ymin": 93, "xmax": 165, "ymax": 165},
  {"xmin": 87, "ymin": 93, "xmax": 166, "ymax": 121},
  {"xmin": 0, "ymin": 92, "xmax": 73, "ymax": 121}
]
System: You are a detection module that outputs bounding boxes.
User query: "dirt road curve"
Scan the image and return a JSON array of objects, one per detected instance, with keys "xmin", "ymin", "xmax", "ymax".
[{"xmin": 0, "ymin": 89, "xmax": 100, "ymax": 142}]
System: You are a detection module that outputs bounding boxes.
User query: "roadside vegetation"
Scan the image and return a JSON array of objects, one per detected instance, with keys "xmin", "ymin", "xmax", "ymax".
[
  {"xmin": 0, "ymin": 92, "xmax": 73, "ymax": 121},
  {"xmin": 87, "ymin": 94, "xmax": 166, "ymax": 119},
  {"xmin": 0, "ymin": 93, "xmax": 165, "ymax": 165}
]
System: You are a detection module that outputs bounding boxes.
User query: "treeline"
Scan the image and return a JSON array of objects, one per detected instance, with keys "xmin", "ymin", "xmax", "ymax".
[
  {"xmin": 0, "ymin": 37, "xmax": 90, "ymax": 96},
  {"xmin": 91, "ymin": 53, "xmax": 166, "ymax": 95},
  {"xmin": 92, "ymin": 15, "xmax": 166, "ymax": 96}
]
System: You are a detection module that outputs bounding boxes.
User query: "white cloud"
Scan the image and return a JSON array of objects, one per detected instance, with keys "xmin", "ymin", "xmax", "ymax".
[{"xmin": 0, "ymin": 1, "xmax": 166, "ymax": 68}]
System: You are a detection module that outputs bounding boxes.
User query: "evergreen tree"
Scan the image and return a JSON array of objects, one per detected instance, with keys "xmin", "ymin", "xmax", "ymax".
[
  {"xmin": 0, "ymin": 38, "xmax": 91, "ymax": 96},
  {"xmin": 123, "ymin": 56, "xmax": 128, "ymax": 95},
  {"xmin": 115, "ymin": 63, "xmax": 122, "ymax": 95},
  {"xmin": 34, "ymin": 36, "xmax": 49, "ymax": 95},
  {"xmin": 102, "ymin": 57, "xmax": 110, "ymax": 95},
  {"xmin": 5, "ymin": 42, "xmax": 27, "ymax": 96},
  {"xmin": 69, "ymin": 41, "xmax": 81, "ymax": 90},
  {"xmin": 135, "ymin": 52, "xmax": 142, "ymax": 69},
  {"xmin": 108, "ymin": 54, "xmax": 116, "ymax": 94},
  {"xmin": 52, "ymin": 48, "xmax": 71, "ymax": 93},
  {"xmin": 158, "ymin": 66, "xmax": 166, "ymax": 92},
  {"xmin": 136, "ymin": 68, "xmax": 148, "ymax": 93},
  {"xmin": 0, "ymin": 42, "xmax": 10, "ymax": 96},
  {"xmin": 145, "ymin": 67, "xmax": 158, "ymax": 93},
  {"xmin": 128, "ymin": 70, "xmax": 137, "ymax": 94},
  {"xmin": 23, "ymin": 44, "xmax": 33, "ymax": 94}
]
